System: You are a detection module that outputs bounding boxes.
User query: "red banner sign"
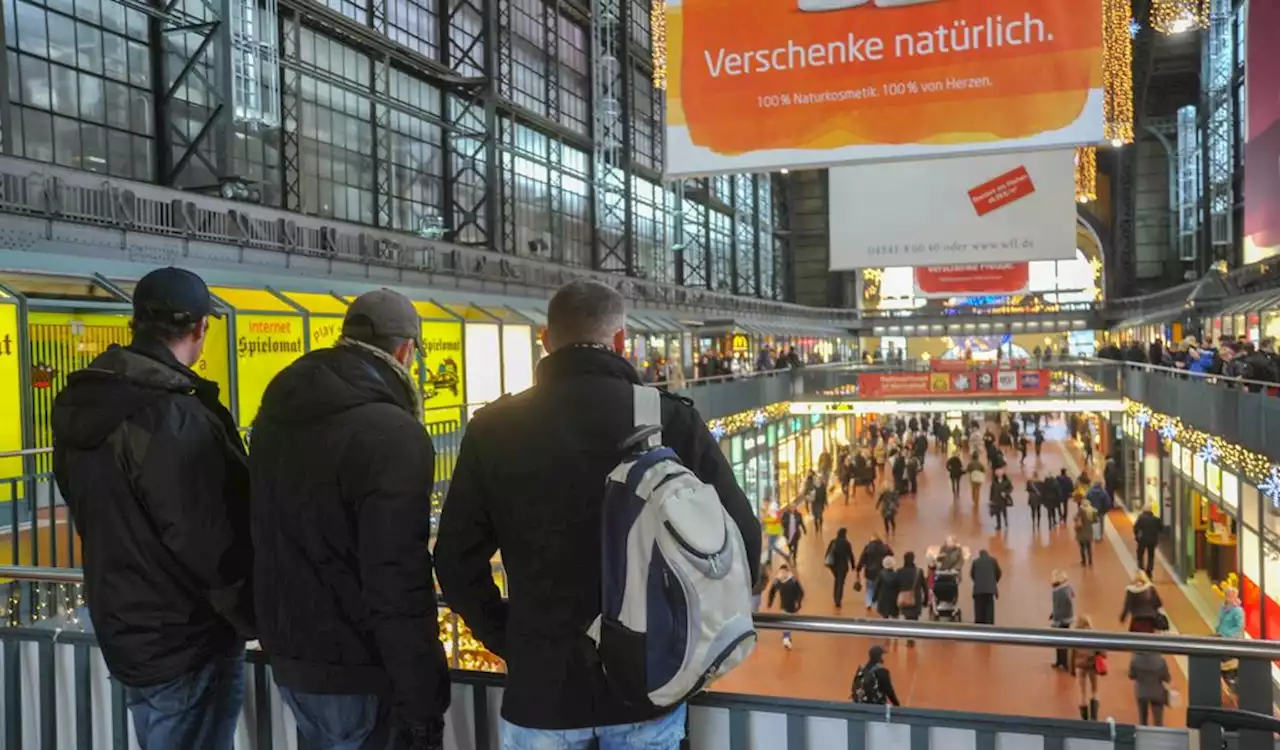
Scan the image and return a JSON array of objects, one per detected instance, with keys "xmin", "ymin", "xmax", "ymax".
[
  {"xmin": 858, "ymin": 369, "xmax": 1049, "ymax": 399},
  {"xmin": 914, "ymin": 264, "xmax": 1030, "ymax": 298},
  {"xmin": 969, "ymin": 165, "xmax": 1037, "ymax": 217}
]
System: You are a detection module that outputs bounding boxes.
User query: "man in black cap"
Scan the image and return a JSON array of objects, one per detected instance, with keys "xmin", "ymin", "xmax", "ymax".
[
  {"xmin": 51, "ymin": 266, "xmax": 253, "ymax": 750},
  {"xmin": 249, "ymin": 288, "xmax": 449, "ymax": 750}
]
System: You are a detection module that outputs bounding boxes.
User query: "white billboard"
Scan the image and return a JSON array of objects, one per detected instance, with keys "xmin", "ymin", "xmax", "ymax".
[{"xmin": 828, "ymin": 149, "xmax": 1078, "ymax": 271}]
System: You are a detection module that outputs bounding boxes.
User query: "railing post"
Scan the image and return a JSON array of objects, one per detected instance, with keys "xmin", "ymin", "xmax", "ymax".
[
  {"xmin": 1236, "ymin": 657, "xmax": 1274, "ymax": 750},
  {"xmin": 1188, "ymin": 654, "xmax": 1224, "ymax": 750}
]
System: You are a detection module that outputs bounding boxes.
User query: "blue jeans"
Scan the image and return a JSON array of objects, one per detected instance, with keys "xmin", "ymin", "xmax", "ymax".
[
  {"xmin": 279, "ymin": 688, "xmax": 397, "ymax": 750},
  {"xmin": 501, "ymin": 704, "xmax": 686, "ymax": 750},
  {"xmin": 123, "ymin": 647, "xmax": 244, "ymax": 750},
  {"xmin": 865, "ymin": 580, "xmax": 876, "ymax": 608}
]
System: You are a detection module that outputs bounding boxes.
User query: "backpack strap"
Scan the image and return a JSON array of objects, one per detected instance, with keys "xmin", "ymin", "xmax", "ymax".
[{"xmin": 632, "ymin": 385, "xmax": 663, "ymax": 449}]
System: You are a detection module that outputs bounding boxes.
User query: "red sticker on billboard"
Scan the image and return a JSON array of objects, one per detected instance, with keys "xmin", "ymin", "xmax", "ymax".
[{"xmin": 969, "ymin": 165, "xmax": 1037, "ymax": 217}]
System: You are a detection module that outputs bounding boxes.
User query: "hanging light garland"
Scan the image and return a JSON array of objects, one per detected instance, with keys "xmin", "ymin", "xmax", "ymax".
[
  {"xmin": 1151, "ymin": 0, "xmax": 1209, "ymax": 35},
  {"xmin": 651, "ymin": 0, "xmax": 668, "ymax": 91},
  {"xmin": 1124, "ymin": 398, "xmax": 1274, "ymax": 482},
  {"xmin": 1075, "ymin": 147, "xmax": 1097, "ymax": 203},
  {"xmin": 1103, "ymin": 0, "xmax": 1135, "ymax": 145}
]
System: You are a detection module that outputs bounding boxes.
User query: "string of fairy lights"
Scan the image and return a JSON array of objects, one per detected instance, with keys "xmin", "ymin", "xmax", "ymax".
[
  {"xmin": 1124, "ymin": 398, "xmax": 1277, "ymax": 495},
  {"xmin": 1150, "ymin": 0, "xmax": 1209, "ymax": 35}
]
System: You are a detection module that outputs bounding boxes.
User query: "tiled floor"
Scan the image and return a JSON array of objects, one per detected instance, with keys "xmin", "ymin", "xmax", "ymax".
[{"xmin": 711, "ymin": 427, "xmax": 1200, "ymax": 727}]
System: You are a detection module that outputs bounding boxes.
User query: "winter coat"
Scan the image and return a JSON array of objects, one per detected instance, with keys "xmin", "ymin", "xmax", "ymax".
[
  {"xmin": 894, "ymin": 565, "xmax": 927, "ymax": 617},
  {"xmin": 1129, "ymin": 652, "xmax": 1171, "ymax": 703},
  {"xmin": 947, "ymin": 456, "xmax": 964, "ymax": 478},
  {"xmin": 1051, "ymin": 583, "xmax": 1075, "ymax": 626},
  {"xmin": 936, "ymin": 544, "xmax": 963, "ymax": 572},
  {"xmin": 969, "ymin": 552, "xmax": 1002, "ymax": 596},
  {"xmin": 874, "ymin": 568, "xmax": 899, "ymax": 618},
  {"xmin": 1215, "ymin": 603, "xmax": 1245, "ymax": 638},
  {"xmin": 1074, "ymin": 507, "xmax": 1097, "ymax": 543},
  {"xmin": 826, "ymin": 535, "xmax": 856, "ymax": 573},
  {"xmin": 1134, "ymin": 511, "xmax": 1162, "ymax": 546},
  {"xmin": 1121, "ymin": 582, "xmax": 1164, "ymax": 624}
]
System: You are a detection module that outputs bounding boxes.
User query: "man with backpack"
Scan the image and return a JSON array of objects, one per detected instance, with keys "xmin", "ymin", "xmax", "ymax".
[
  {"xmin": 435, "ymin": 280, "xmax": 761, "ymax": 747},
  {"xmin": 851, "ymin": 646, "xmax": 901, "ymax": 706}
]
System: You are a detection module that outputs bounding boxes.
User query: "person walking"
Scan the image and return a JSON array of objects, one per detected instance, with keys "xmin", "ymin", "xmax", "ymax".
[
  {"xmin": 767, "ymin": 564, "xmax": 805, "ymax": 651},
  {"xmin": 895, "ymin": 552, "xmax": 927, "ymax": 648},
  {"xmin": 966, "ymin": 452, "xmax": 985, "ymax": 505},
  {"xmin": 989, "ymin": 469, "xmax": 1013, "ymax": 531},
  {"xmin": 1018, "ymin": 433, "xmax": 1029, "ymax": 464},
  {"xmin": 51, "ymin": 267, "xmax": 254, "ymax": 750},
  {"xmin": 250, "ymin": 289, "xmax": 451, "ymax": 749},
  {"xmin": 1034, "ymin": 426, "xmax": 1045, "ymax": 460},
  {"xmin": 1056, "ymin": 469, "xmax": 1075, "ymax": 520},
  {"xmin": 763, "ymin": 500, "xmax": 786, "ymax": 565},
  {"xmin": 1027, "ymin": 472, "xmax": 1045, "ymax": 530},
  {"xmin": 1042, "ymin": 475, "xmax": 1063, "ymax": 530},
  {"xmin": 1134, "ymin": 505, "xmax": 1163, "ymax": 577},
  {"xmin": 781, "ymin": 501, "xmax": 807, "ymax": 563},
  {"xmin": 1050, "ymin": 570, "xmax": 1076, "ymax": 670},
  {"xmin": 946, "ymin": 452, "xmax": 964, "ymax": 501},
  {"xmin": 812, "ymin": 479, "xmax": 829, "ymax": 533},
  {"xmin": 1120, "ymin": 571, "xmax": 1165, "ymax": 633},
  {"xmin": 1074, "ymin": 500, "xmax": 1097, "ymax": 567},
  {"xmin": 434, "ymin": 280, "xmax": 760, "ymax": 747},
  {"xmin": 874, "ymin": 556, "xmax": 900, "ymax": 639},
  {"xmin": 1070, "ymin": 615, "xmax": 1106, "ymax": 720},
  {"xmin": 825, "ymin": 528, "xmax": 856, "ymax": 609},
  {"xmin": 857, "ymin": 534, "xmax": 893, "ymax": 612},
  {"xmin": 851, "ymin": 646, "xmax": 901, "ymax": 706},
  {"xmin": 1216, "ymin": 586, "xmax": 1246, "ymax": 689},
  {"xmin": 876, "ymin": 484, "xmax": 900, "ymax": 538},
  {"xmin": 1129, "ymin": 652, "xmax": 1172, "ymax": 726},
  {"xmin": 970, "ymin": 550, "xmax": 1002, "ymax": 625}
]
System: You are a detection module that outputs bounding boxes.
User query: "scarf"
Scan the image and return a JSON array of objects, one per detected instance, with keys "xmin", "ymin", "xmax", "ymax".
[{"xmin": 337, "ymin": 337, "xmax": 422, "ymax": 417}]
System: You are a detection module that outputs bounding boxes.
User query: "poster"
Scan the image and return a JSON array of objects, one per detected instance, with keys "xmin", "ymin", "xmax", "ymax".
[
  {"xmin": 309, "ymin": 317, "xmax": 344, "ymax": 351},
  {"xmin": 235, "ymin": 314, "xmax": 305, "ymax": 428},
  {"xmin": 1244, "ymin": 0, "xmax": 1280, "ymax": 262},
  {"xmin": 665, "ymin": 0, "xmax": 1104, "ymax": 176},
  {"xmin": 0, "ymin": 305, "xmax": 23, "ymax": 491},
  {"xmin": 914, "ymin": 264, "xmax": 1030, "ymax": 297},
  {"xmin": 193, "ymin": 316, "xmax": 232, "ymax": 411},
  {"xmin": 829, "ymin": 149, "xmax": 1077, "ymax": 269},
  {"xmin": 416, "ymin": 321, "xmax": 465, "ymax": 426},
  {"xmin": 857, "ymin": 368, "xmax": 1049, "ymax": 398}
]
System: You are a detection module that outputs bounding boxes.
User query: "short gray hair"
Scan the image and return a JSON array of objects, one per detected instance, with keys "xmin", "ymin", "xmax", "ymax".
[{"xmin": 547, "ymin": 279, "xmax": 625, "ymax": 347}]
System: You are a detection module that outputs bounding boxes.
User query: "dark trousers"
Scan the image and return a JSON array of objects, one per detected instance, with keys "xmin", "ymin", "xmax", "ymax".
[
  {"xmin": 1079, "ymin": 541, "xmax": 1093, "ymax": 566},
  {"xmin": 950, "ymin": 476, "xmax": 961, "ymax": 497},
  {"xmin": 124, "ymin": 647, "xmax": 245, "ymax": 750},
  {"xmin": 813, "ymin": 512, "xmax": 825, "ymax": 532},
  {"xmin": 788, "ymin": 537, "xmax": 801, "ymax": 564},
  {"xmin": 883, "ymin": 515, "xmax": 896, "ymax": 535},
  {"xmin": 1052, "ymin": 621, "xmax": 1070, "ymax": 668},
  {"xmin": 280, "ymin": 687, "xmax": 404, "ymax": 750},
  {"xmin": 1030, "ymin": 506, "xmax": 1042, "ymax": 528},
  {"xmin": 833, "ymin": 568, "xmax": 849, "ymax": 608},
  {"xmin": 993, "ymin": 506, "xmax": 1009, "ymax": 530},
  {"xmin": 973, "ymin": 594, "xmax": 996, "ymax": 625},
  {"xmin": 1136, "ymin": 543, "xmax": 1156, "ymax": 576},
  {"xmin": 1138, "ymin": 699, "xmax": 1165, "ymax": 727}
]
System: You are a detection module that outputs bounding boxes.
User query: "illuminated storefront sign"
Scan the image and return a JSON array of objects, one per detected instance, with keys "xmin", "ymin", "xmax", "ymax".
[
  {"xmin": 417, "ymin": 320, "xmax": 465, "ymax": 426},
  {"xmin": 791, "ymin": 398, "xmax": 1125, "ymax": 415},
  {"xmin": 235, "ymin": 314, "xmax": 304, "ymax": 427},
  {"xmin": 0, "ymin": 304, "xmax": 22, "ymax": 489}
]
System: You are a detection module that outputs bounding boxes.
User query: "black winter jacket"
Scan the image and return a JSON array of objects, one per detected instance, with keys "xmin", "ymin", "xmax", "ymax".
[
  {"xmin": 52, "ymin": 341, "xmax": 252, "ymax": 687},
  {"xmin": 433, "ymin": 345, "xmax": 760, "ymax": 730},
  {"xmin": 1134, "ymin": 510, "xmax": 1163, "ymax": 546},
  {"xmin": 249, "ymin": 345, "xmax": 449, "ymax": 731}
]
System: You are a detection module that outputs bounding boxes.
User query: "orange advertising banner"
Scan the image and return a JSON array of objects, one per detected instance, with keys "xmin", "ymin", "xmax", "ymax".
[{"xmin": 665, "ymin": 0, "xmax": 1104, "ymax": 177}]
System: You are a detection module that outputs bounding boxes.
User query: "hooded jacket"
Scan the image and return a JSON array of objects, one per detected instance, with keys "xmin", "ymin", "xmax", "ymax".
[
  {"xmin": 1134, "ymin": 510, "xmax": 1163, "ymax": 546},
  {"xmin": 51, "ymin": 341, "xmax": 252, "ymax": 687},
  {"xmin": 826, "ymin": 530, "xmax": 855, "ymax": 573},
  {"xmin": 432, "ymin": 345, "xmax": 760, "ymax": 730},
  {"xmin": 857, "ymin": 538, "xmax": 893, "ymax": 580},
  {"xmin": 969, "ymin": 551, "xmax": 1002, "ymax": 596},
  {"xmin": 249, "ymin": 344, "xmax": 449, "ymax": 732}
]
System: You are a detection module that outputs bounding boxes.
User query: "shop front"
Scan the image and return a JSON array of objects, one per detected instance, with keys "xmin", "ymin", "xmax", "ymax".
[{"xmin": 1166, "ymin": 440, "xmax": 1240, "ymax": 603}]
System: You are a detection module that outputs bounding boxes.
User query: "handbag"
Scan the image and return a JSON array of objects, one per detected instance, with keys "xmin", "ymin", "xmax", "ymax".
[
  {"xmin": 853, "ymin": 580, "xmax": 863, "ymax": 593},
  {"xmin": 1093, "ymin": 653, "xmax": 1108, "ymax": 676},
  {"xmin": 1166, "ymin": 688, "xmax": 1182, "ymax": 707},
  {"xmin": 824, "ymin": 541, "xmax": 836, "ymax": 568},
  {"xmin": 897, "ymin": 588, "xmax": 917, "ymax": 609},
  {"xmin": 970, "ymin": 469, "xmax": 985, "ymax": 484},
  {"xmin": 1154, "ymin": 610, "xmax": 1170, "ymax": 631}
]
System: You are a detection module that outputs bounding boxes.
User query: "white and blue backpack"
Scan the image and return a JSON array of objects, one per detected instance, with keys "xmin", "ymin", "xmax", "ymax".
[{"xmin": 587, "ymin": 385, "xmax": 757, "ymax": 709}]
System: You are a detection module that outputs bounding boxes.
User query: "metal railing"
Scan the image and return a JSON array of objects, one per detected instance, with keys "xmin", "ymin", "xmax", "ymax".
[{"xmin": 1, "ymin": 564, "xmax": 1276, "ymax": 750}]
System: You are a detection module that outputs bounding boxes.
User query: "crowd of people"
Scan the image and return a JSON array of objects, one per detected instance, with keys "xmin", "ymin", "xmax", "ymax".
[
  {"xmin": 1098, "ymin": 334, "xmax": 1280, "ymax": 384},
  {"xmin": 47, "ymin": 264, "xmax": 1252, "ymax": 747}
]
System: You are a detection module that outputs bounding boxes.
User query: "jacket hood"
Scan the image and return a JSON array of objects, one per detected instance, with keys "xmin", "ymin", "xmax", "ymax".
[
  {"xmin": 536, "ymin": 344, "xmax": 640, "ymax": 386},
  {"xmin": 52, "ymin": 344, "xmax": 196, "ymax": 450},
  {"xmin": 1126, "ymin": 581, "xmax": 1154, "ymax": 594},
  {"xmin": 254, "ymin": 345, "xmax": 416, "ymax": 428}
]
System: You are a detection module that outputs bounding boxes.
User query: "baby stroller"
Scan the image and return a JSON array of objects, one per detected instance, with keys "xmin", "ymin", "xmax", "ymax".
[{"xmin": 929, "ymin": 566, "xmax": 962, "ymax": 622}]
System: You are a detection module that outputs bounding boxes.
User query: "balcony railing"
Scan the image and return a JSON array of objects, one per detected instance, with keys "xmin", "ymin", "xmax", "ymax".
[{"xmin": 0, "ymin": 568, "xmax": 1275, "ymax": 750}]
